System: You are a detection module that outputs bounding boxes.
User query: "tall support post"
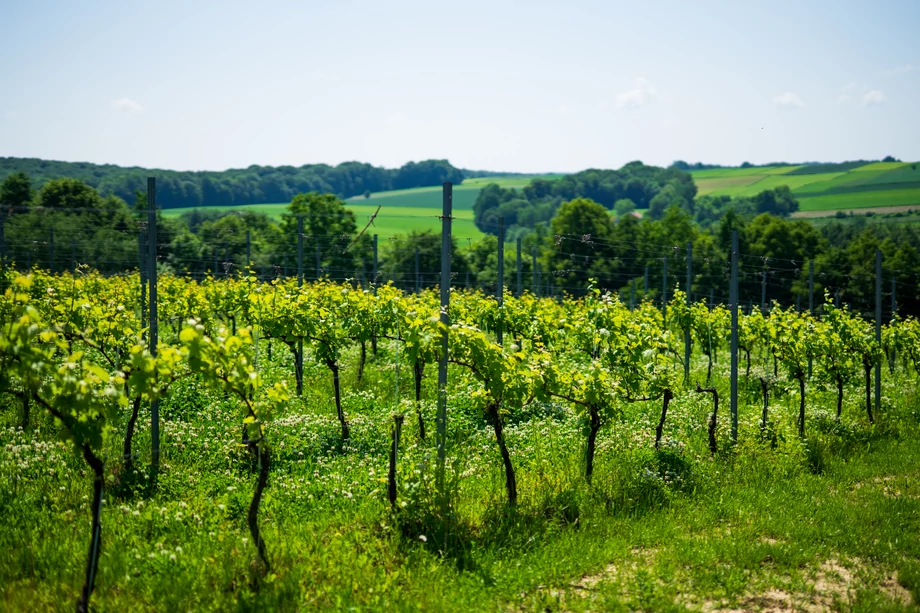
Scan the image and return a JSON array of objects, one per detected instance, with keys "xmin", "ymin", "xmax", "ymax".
[
  {"xmin": 684, "ymin": 241, "xmax": 692, "ymax": 380},
  {"xmin": 139, "ymin": 229, "xmax": 147, "ymax": 332},
  {"xmin": 729, "ymin": 230, "xmax": 739, "ymax": 444},
  {"xmin": 808, "ymin": 261, "xmax": 814, "ymax": 315},
  {"xmin": 808, "ymin": 260, "xmax": 814, "ymax": 377},
  {"xmin": 875, "ymin": 249, "xmax": 882, "ymax": 413},
  {"xmin": 246, "ymin": 230, "xmax": 251, "ymax": 268},
  {"xmin": 531, "ymin": 246, "xmax": 537, "ymax": 294},
  {"xmin": 296, "ymin": 217, "xmax": 305, "ymax": 396},
  {"xmin": 536, "ymin": 261, "xmax": 542, "ymax": 298},
  {"xmin": 372, "ymin": 233, "xmax": 379, "ymax": 357},
  {"xmin": 372, "ymin": 234, "xmax": 378, "ymax": 293},
  {"xmin": 661, "ymin": 257, "xmax": 668, "ymax": 324},
  {"xmin": 315, "ymin": 244, "xmax": 321, "ymax": 280},
  {"xmin": 436, "ymin": 182, "xmax": 453, "ymax": 474},
  {"xmin": 70, "ymin": 239, "xmax": 76, "ymax": 277},
  {"xmin": 891, "ymin": 276, "xmax": 898, "ymax": 370},
  {"xmin": 630, "ymin": 277, "xmax": 636, "ymax": 311},
  {"xmin": 49, "ymin": 226, "xmax": 54, "ymax": 273},
  {"xmin": 761, "ymin": 270, "xmax": 767, "ymax": 312},
  {"xmin": 0, "ymin": 208, "xmax": 5, "ymax": 274},
  {"xmin": 515, "ymin": 237, "xmax": 522, "ymax": 297},
  {"xmin": 892, "ymin": 277, "xmax": 897, "ymax": 317},
  {"xmin": 496, "ymin": 218, "xmax": 505, "ymax": 346},
  {"xmin": 146, "ymin": 178, "xmax": 160, "ymax": 470},
  {"xmin": 415, "ymin": 247, "xmax": 420, "ymax": 293}
]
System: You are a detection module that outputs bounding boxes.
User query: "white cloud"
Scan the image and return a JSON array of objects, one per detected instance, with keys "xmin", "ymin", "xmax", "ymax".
[
  {"xmin": 112, "ymin": 97, "xmax": 144, "ymax": 114},
  {"xmin": 861, "ymin": 90, "xmax": 888, "ymax": 105},
  {"xmin": 614, "ymin": 78, "xmax": 658, "ymax": 109},
  {"xmin": 882, "ymin": 64, "xmax": 915, "ymax": 76},
  {"xmin": 772, "ymin": 92, "xmax": 805, "ymax": 108}
]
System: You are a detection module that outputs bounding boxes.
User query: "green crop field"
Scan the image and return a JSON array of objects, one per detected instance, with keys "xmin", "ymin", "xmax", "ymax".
[
  {"xmin": 691, "ymin": 162, "xmax": 920, "ymax": 216},
  {"xmin": 161, "ymin": 176, "xmax": 556, "ymax": 240}
]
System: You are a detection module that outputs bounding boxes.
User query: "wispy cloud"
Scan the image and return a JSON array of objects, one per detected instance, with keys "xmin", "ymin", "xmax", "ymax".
[
  {"xmin": 882, "ymin": 64, "xmax": 916, "ymax": 76},
  {"xmin": 861, "ymin": 90, "xmax": 888, "ymax": 106},
  {"xmin": 772, "ymin": 92, "xmax": 805, "ymax": 108},
  {"xmin": 113, "ymin": 97, "xmax": 144, "ymax": 114},
  {"xmin": 614, "ymin": 78, "xmax": 658, "ymax": 109}
]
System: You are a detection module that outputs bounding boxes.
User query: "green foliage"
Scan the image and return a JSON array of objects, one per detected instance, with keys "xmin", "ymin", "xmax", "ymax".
[
  {"xmin": 0, "ymin": 157, "xmax": 466, "ymax": 208},
  {"xmin": 0, "ymin": 171, "xmax": 33, "ymax": 210}
]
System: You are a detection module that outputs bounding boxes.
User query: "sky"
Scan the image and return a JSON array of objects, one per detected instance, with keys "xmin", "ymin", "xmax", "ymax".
[{"xmin": 1, "ymin": 0, "xmax": 918, "ymax": 173}]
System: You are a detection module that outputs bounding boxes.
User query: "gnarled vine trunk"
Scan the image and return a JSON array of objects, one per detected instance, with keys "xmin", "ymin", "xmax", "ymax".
[
  {"xmin": 122, "ymin": 395, "xmax": 142, "ymax": 473},
  {"xmin": 357, "ymin": 341, "xmax": 367, "ymax": 384},
  {"xmin": 759, "ymin": 377, "xmax": 769, "ymax": 431},
  {"xmin": 488, "ymin": 403, "xmax": 517, "ymax": 506},
  {"xmin": 654, "ymin": 389, "xmax": 674, "ymax": 451},
  {"xmin": 695, "ymin": 385, "xmax": 719, "ymax": 455},
  {"xmin": 835, "ymin": 377, "xmax": 844, "ymax": 421},
  {"xmin": 585, "ymin": 405, "xmax": 601, "ymax": 483},
  {"xmin": 388, "ymin": 414, "xmax": 403, "ymax": 509},
  {"xmin": 77, "ymin": 445, "xmax": 104, "ymax": 613},
  {"xmin": 797, "ymin": 375, "xmax": 806, "ymax": 438},
  {"xmin": 414, "ymin": 362, "xmax": 426, "ymax": 440},
  {"xmin": 864, "ymin": 361, "xmax": 874, "ymax": 424},
  {"xmin": 247, "ymin": 442, "xmax": 271, "ymax": 574},
  {"xmin": 326, "ymin": 358, "xmax": 350, "ymax": 439}
]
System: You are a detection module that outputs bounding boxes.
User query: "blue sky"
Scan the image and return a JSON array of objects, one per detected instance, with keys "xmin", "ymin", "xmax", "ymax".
[{"xmin": 1, "ymin": 0, "xmax": 918, "ymax": 173}]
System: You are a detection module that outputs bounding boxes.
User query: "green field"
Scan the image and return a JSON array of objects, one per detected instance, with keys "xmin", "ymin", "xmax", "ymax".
[
  {"xmin": 160, "ymin": 163, "xmax": 920, "ymax": 234},
  {"xmin": 692, "ymin": 161, "xmax": 920, "ymax": 215},
  {"xmin": 161, "ymin": 175, "xmax": 557, "ymax": 240}
]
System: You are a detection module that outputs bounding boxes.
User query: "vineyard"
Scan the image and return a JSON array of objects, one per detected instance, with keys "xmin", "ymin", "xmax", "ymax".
[{"xmin": 2, "ymin": 261, "xmax": 920, "ymax": 611}]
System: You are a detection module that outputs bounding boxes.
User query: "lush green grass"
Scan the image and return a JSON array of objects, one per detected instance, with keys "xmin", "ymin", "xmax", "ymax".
[
  {"xmin": 798, "ymin": 188, "xmax": 920, "ymax": 211},
  {"xmin": 2, "ymin": 325, "xmax": 919, "ymax": 611}
]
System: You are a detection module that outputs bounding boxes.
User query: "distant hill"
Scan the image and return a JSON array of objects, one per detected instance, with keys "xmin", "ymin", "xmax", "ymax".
[{"xmin": 0, "ymin": 157, "xmax": 470, "ymax": 209}]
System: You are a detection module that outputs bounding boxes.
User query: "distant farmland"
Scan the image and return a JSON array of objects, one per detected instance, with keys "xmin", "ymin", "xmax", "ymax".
[
  {"xmin": 691, "ymin": 161, "xmax": 920, "ymax": 216},
  {"xmin": 161, "ymin": 163, "xmax": 920, "ymax": 236},
  {"xmin": 162, "ymin": 175, "xmax": 559, "ymax": 240}
]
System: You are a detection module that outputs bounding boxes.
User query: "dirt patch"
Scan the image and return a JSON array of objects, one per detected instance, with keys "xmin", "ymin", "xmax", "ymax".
[{"xmin": 707, "ymin": 557, "xmax": 913, "ymax": 612}]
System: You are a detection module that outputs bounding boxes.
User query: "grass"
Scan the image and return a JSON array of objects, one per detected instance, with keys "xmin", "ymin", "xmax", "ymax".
[
  {"xmin": 2, "ymin": 315, "xmax": 919, "ymax": 611},
  {"xmin": 798, "ymin": 188, "xmax": 920, "ymax": 212}
]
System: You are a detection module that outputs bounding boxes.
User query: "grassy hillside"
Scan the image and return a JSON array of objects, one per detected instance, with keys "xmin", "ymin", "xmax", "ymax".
[
  {"xmin": 162, "ymin": 175, "xmax": 559, "ymax": 240},
  {"xmin": 692, "ymin": 162, "xmax": 920, "ymax": 216}
]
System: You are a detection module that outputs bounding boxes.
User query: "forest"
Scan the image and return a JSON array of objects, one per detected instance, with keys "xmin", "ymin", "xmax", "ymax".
[{"xmin": 0, "ymin": 157, "xmax": 467, "ymax": 209}]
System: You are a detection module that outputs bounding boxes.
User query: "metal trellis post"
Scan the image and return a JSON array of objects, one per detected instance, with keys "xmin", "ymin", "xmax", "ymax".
[
  {"xmin": 436, "ymin": 182, "xmax": 452, "ymax": 474},
  {"xmin": 497, "ymin": 217, "xmax": 504, "ymax": 346},
  {"xmin": 147, "ymin": 178, "xmax": 160, "ymax": 470},
  {"xmin": 730, "ymin": 230, "xmax": 739, "ymax": 444}
]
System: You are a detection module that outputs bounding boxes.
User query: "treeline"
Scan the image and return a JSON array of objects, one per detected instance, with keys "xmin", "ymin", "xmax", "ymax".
[
  {"xmin": 0, "ymin": 157, "xmax": 465, "ymax": 209},
  {"xmin": 2, "ymin": 171, "xmax": 918, "ymax": 319},
  {"xmin": 473, "ymin": 161, "xmax": 799, "ymax": 236}
]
